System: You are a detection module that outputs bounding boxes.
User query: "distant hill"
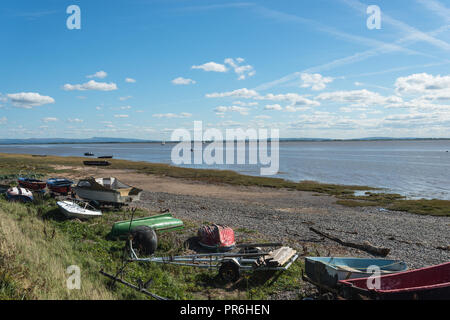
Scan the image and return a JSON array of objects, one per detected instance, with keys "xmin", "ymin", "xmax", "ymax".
[
  {"xmin": 0, "ymin": 137, "xmax": 448, "ymax": 145},
  {"xmin": 0, "ymin": 137, "xmax": 154, "ymax": 145}
]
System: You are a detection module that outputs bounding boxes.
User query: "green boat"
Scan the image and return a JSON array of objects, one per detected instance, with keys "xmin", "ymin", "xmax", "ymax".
[{"xmin": 110, "ymin": 213, "xmax": 184, "ymax": 238}]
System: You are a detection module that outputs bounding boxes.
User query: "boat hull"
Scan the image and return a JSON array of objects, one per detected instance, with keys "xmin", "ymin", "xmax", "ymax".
[
  {"xmin": 18, "ymin": 178, "xmax": 46, "ymax": 191},
  {"xmin": 6, "ymin": 187, "xmax": 34, "ymax": 203},
  {"xmin": 339, "ymin": 262, "xmax": 450, "ymax": 300},
  {"xmin": 57, "ymin": 201, "xmax": 102, "ymax": 219},
  {"xmin": 110, "ymin": 213, "xmax": 184, "ymax": 238},
  {"xmin": 305, "ymin": 257, "xmax": 408, "ymax": 289}
]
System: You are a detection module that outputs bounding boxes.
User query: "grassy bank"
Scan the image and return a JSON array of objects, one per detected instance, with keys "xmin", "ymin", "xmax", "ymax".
[
  {"xmin": 0, "ymin": 195, "xmax": 305, "ymax": 300},
  {"xmin": 0, "ymin": 152, "xmax": 449, "ymax": 216}
]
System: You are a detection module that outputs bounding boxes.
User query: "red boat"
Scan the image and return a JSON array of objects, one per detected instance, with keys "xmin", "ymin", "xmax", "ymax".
[
  {"xmin": 18, "ymin": 177, "xmax": 47, "ymax": 191},
  {"xmin": 197, "ymin": 224, "xmax": 236, "ymax": 251},
  {"xmin": 339, "ymin": 262, "xmax": 450, "ymax": 300}
]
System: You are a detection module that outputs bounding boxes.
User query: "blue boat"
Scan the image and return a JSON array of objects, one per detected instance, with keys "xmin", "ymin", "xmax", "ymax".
[
  {"xmin": 304, "ymin": 257, "xmax": 408, "ymax": 289},
  {"xmin": 47, "ymin": 178, "xmax": 73, "ymax": 195}
]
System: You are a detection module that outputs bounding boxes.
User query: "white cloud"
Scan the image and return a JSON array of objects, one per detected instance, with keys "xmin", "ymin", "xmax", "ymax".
[
  {"xmin": 316, "ymin": 89, "xmax": 402, "ymax": 107},
  {"xmin": 258, "ymin": 93, "xmax": 320, "ymax": 106},
  {"xmin": 114, "ymin": 114, "xmax": 129, "ymax": 118},
  {"xmin": 125, "ymin": 78, "xmax": 136, "ymax": 83},
  {"xmin": 42, "ymin": 117, "xmax": 58, "ymax": 123},
  {"xmin": 7, "ymin": 92, "xmax": 55, "ymax": 108},
  {"xmin": 172, "ymin": 77, "xmax": 196, "ymax": 85},
  {"xmin": 63, "ymin": 80, "xmax": 118, "ymax": 91},
  {"xmin": 300, "ymin": 73, "xmax": 333, "ymax": 91},
  {"xmin": 192, "ymin": 62, "xmax": 228, "ymax": 72},
  {"xmin": 68, "ymin": 118, "xmax": 84, "ymax": 123},
  {"xmin": 119, "ymin": 96, "xmax": 132, "ymax": 101},
  {"xmin": 232, "ymin": 100, "xmax": 258, "ymax": 106},
  {"xmin": 224, "ymin": 58, "xmax": 255, "ymax": 80},
  {"xmin": 0, "ymin": 117, "xmax": 7, "ymax": 124},
  {"xmin": 214, "ymin": 105, "xmax": 250, "ymax": 116},
  {"xmin": 206, "ymin": 88, "xmax": 259, "ymax": 99},
  {"xmin": 395, "ymin": 73, "xmax": 450, "ymax": 95},
  {"xmin": 86, "ymin": 70, "xmax": 107, "ymax": 79},
  {"xmin": 153, "ymin": 113, "xmax": 192, "ymax": 118},
  {"xmin": 264, "ymin": 104, "xmax": 283, "ymax": 111},
  {"xmin": 254, "ymin": 115, "xmax": 271, "ymax": 119}
]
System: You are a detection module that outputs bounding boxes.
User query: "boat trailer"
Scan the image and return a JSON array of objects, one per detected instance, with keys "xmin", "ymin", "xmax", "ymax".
[{"xmin": 127, "ymin": 241, "xmax": 299, "ymax": 282}]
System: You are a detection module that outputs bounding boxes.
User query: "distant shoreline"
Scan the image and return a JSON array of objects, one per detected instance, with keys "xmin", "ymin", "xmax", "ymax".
[{"xmin": 0, "ymin": 137, "xmax": 449, "ymax": 145}]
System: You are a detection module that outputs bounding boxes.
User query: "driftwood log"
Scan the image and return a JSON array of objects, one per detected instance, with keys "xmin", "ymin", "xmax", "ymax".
[{"xmin": 309, "ymin": 227, "xmax": 390, "ymax": 257}]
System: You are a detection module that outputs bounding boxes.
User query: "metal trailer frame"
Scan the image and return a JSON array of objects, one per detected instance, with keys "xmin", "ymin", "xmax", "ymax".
[{"xmin": 127, "ymin": 240, "xmax": 299, "ymax": 277}]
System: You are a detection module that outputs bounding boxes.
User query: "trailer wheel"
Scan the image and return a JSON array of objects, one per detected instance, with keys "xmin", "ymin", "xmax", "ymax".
[
  {"xmin": 131, "ymin": 226, "xmax": 158, "ymax": 256},
  {"xmin": 219, "ymin": 260, "xmax": 240, "ymax": 282}
]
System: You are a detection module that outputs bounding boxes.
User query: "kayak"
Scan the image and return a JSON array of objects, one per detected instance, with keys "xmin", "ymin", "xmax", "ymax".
[
  {"xmin": 304, "ymin": 257, "xmax": 408, "ymax": 289},
  {"xmin": 57, "ymin": 200, "xmax": 102, "ymax": 219},
  {"xmin": 110, "ymin": 213, "xmax": 184, "ymax": 238}
]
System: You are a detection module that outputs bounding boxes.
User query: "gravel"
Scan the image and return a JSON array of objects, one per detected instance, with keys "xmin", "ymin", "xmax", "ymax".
[{"xmin": 135, "ymin": 189, "xmax": 450, "ymax": 269}]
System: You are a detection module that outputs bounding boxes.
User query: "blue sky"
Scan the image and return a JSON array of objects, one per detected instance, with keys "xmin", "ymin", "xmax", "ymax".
[{"xmin": 1, "ymin": 0, "xmax": 450, "ymax": 139}]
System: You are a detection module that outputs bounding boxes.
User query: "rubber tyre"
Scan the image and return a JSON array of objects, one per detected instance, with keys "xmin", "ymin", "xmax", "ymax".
[
  {"xmin": 219, "ymin": 260, "xmax": 240, "ymax": 282},
  {"xmin": 131, "ymin": 226, "xmax": 158, "ymax": 256}
]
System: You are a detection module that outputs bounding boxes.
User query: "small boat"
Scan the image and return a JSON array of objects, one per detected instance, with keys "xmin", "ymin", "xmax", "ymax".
[
  {"xmin": 304, "ymin": 257, "xmax": 408, "ymax": 289},
  {"xmin": 73, "ymin": 177, "xmax": 143, "ymax": 204},
  {"xmin": 97, "ymin": 156, "xmax": 113, "ymax": 159},
  {"xmin": 18, "ymin": 177, "xmax": 47, "ymax": 191},
  {"xmin": 6, "ymin": 187, "xmax": 34, "ymax": 203},
  {"xmin": 161, "ymin": 141, "xmax": 166, "ymax": 145},
  {"xmin": 32, "ymin": 154, "xmax": 47, "ymax": 157},
  {"xmin": 339, "ymin": 262, "xmax": 450, "ymax": 300},
  {"xmin": 57, "ymin": 200, "xmax": 102, "ymax": 219},
  {"xmin": 84, "ymin": 152, "xmax": 94, "ymax": 156},
  {"xmin": 47, "ymin": 178, "xmax": 73, "ymax": 195},
  {"xmin": 83, "ymin": 161, "xmax": 111, "ymax": 166},
  {"xmin": 197, "ymin": 224, "xmax": 236, "ymax": 251},
  {"xmin": 110, "ymin": 213, "xmax": 184, "ymax": 238}
]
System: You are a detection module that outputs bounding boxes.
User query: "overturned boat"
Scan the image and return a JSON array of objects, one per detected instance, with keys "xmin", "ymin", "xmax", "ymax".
[
  {"xmin": 57, "ymin": 200, "xmax": 102, "ymax": 219},
  {"xmin": 83, "ymin": 160, "xmax": 110, "ymax": 166},
  {"xmin": 110, "ymin": 213, "xmax": 184, "ymax": 238},
  {"xmin": 6, "ymin": 187, "xmax": 34, "ymax": 203},
  {"xmin": 198, "ymin": 224, "xmax": 236, "ymax": 251},
  {"xmin": 73, "ymin": 177, "xmax": 143, "ymax": 205}
]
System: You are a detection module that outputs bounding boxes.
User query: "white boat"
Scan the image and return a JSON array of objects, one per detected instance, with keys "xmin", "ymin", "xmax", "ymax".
[
  {"xmin": 57, "ymin": 200, "xmax": 102, "ymax": 219},
  {"xmin": 72, "ymin": 177, "xmax": 143, "ymax": 204}
]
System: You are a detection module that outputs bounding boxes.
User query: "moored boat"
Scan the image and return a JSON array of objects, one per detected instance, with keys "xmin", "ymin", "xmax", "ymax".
[
  {"xmin": 18, "ymin": 177, "xmax": 47, "ymax": 191},
  {"xmin": 47, "ymin": 178, "xmax": 73, "ymax": 195},
  {"xmin": 57, "ymin": 200, "xmax": 102, "ymax": 219},
  {"xmin": 110, "ymin": 213, "xmax": 184, "ymax": 238},
  {"xmin": 84, "ymin": 152, "xmax": 94, "ymax": 156},
  {"xmin": 97, "ymin": 155, "xmax": 113, "ymax": 159},
  {"xmin": 6, "ymin": 187, "xmax": 34, "ymax": 203},
  {"xmin": 73, "ymin": 177, "xmax": 142, "ymax": 204},
  {"xmin": 339, "ymin": 262, "xmax": 450, "ymax": 300},
  {"xmin": 304, "ymin": 257, "xmax": 408, "ymax": 289},
  {"xmin": 198, "ymin": 224, "xmax": 236, "ymax": 251}
]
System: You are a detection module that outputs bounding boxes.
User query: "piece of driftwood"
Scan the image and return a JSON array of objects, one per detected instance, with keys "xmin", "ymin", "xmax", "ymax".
[
  {"xmin": 309, "ymin": 227, "xmax": 390, "ymax": 257},
  {"xmin": 437, "ymin": 245, "xmax": 450, "ymax": 251}
]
